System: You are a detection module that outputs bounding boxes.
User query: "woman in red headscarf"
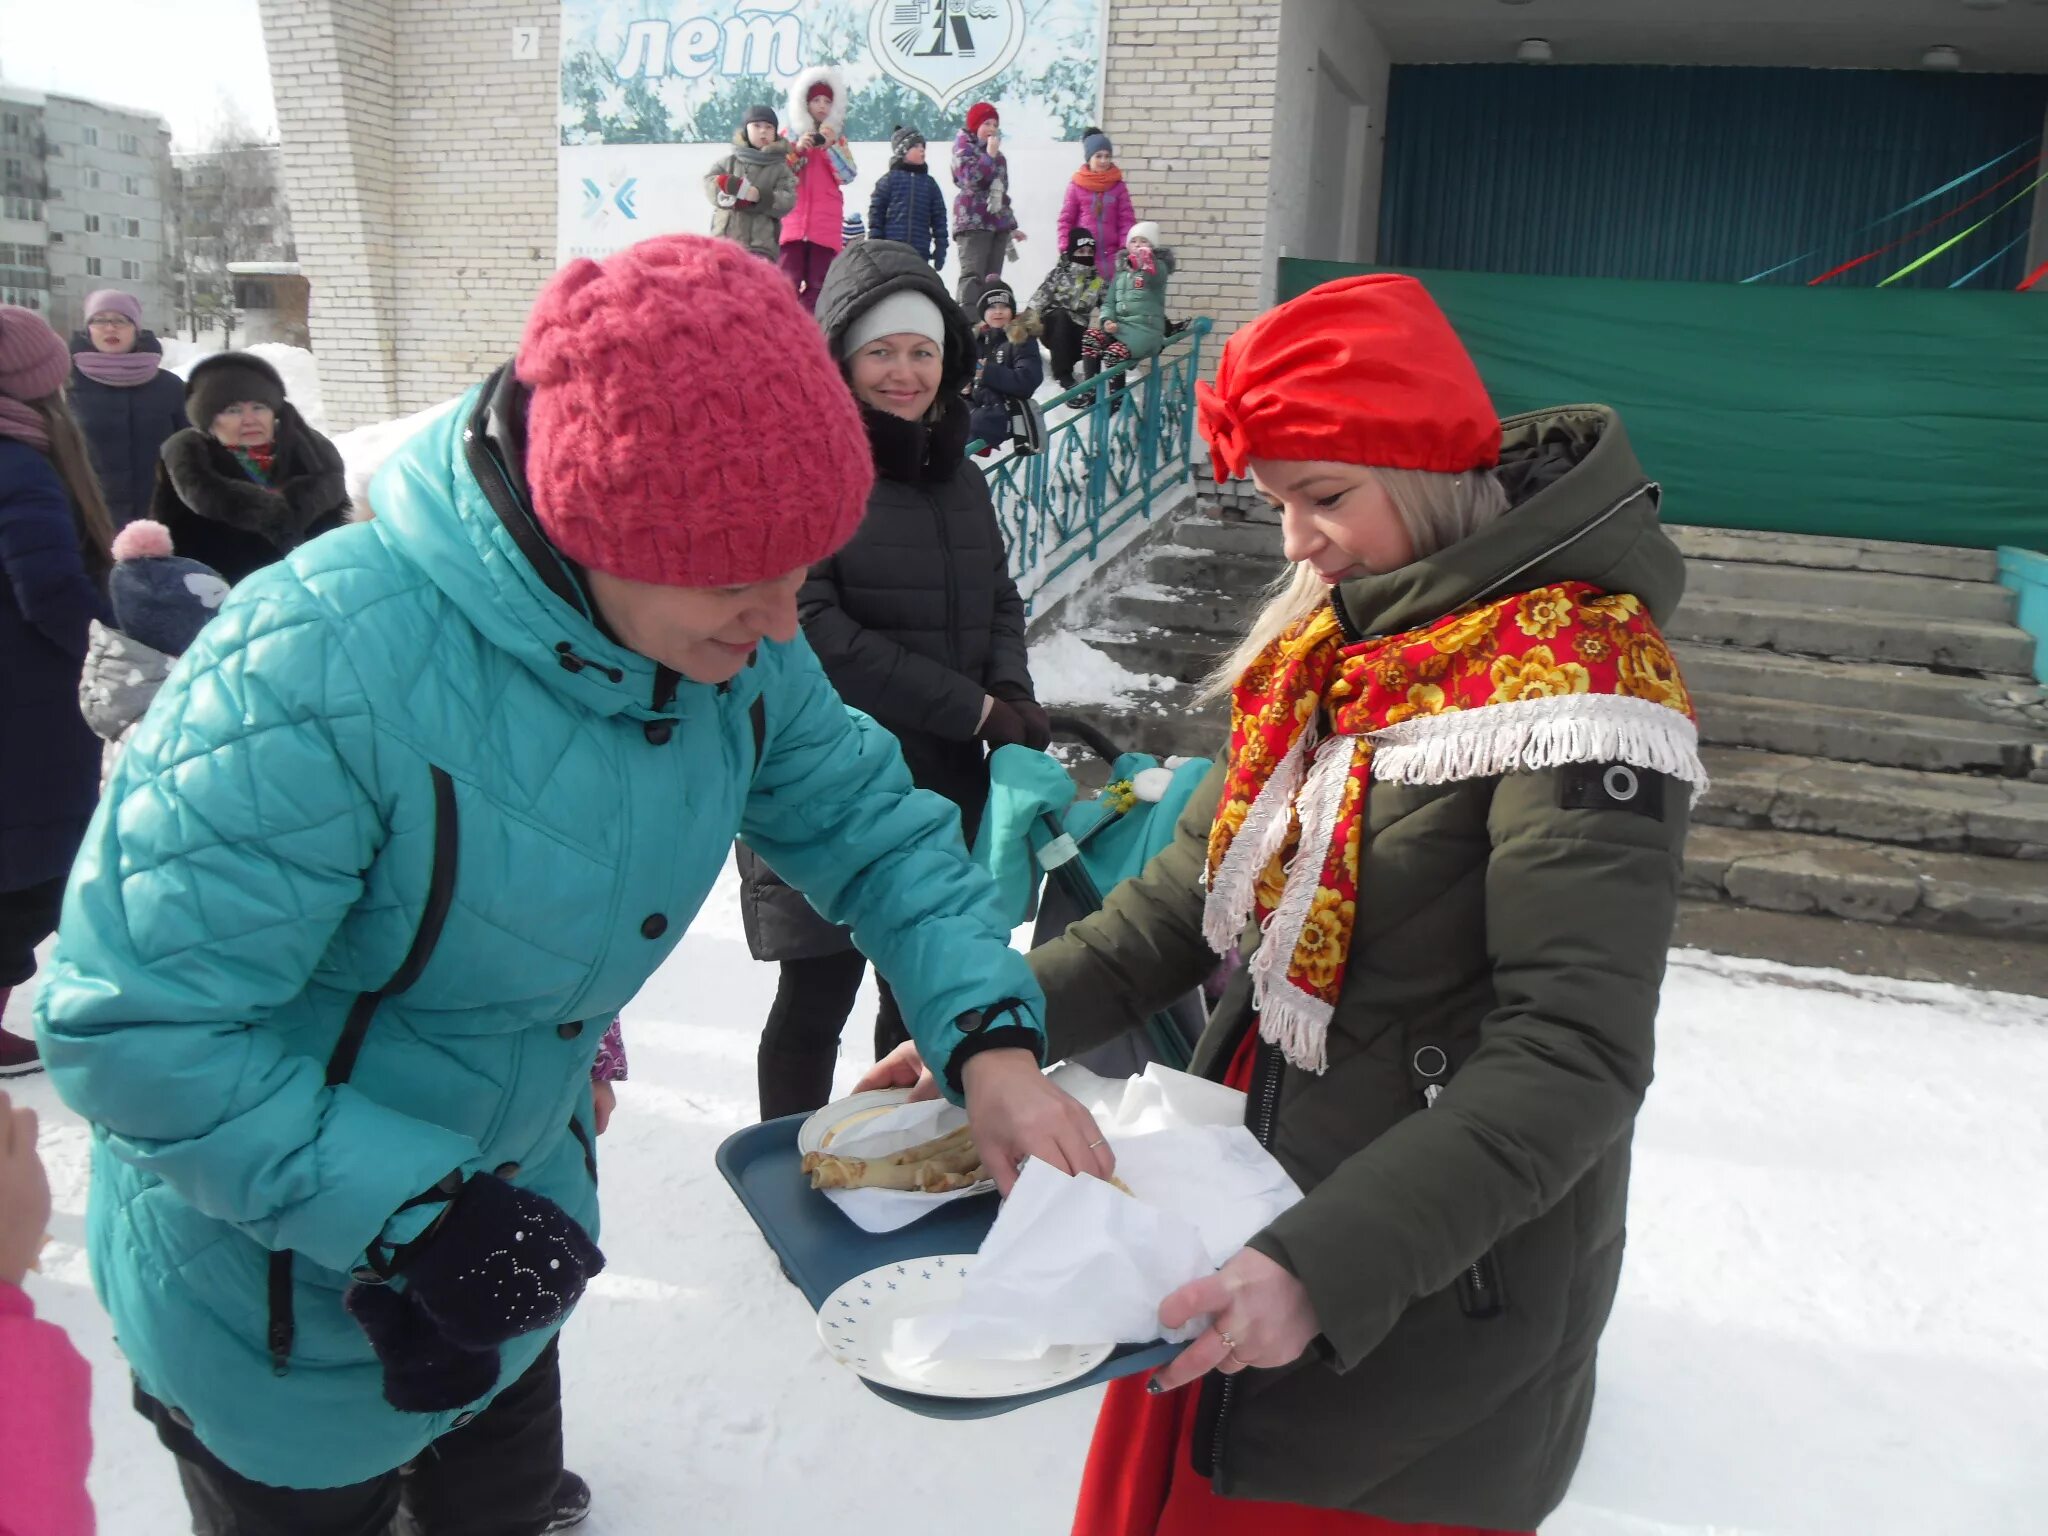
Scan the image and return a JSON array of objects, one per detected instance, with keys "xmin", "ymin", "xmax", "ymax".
[{"xmin": 864, "ymin": 274, "xmax": 1700, "ymax": 1533}]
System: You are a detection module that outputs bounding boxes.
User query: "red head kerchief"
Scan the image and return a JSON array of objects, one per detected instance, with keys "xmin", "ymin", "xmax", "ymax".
[{"xmin": 1196, "ymin": 273, "xmax": 1501, "ymax": 484}]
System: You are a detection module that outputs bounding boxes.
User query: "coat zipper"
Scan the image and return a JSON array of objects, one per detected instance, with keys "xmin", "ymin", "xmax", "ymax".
[
  {"xmin": 1196, "ymin": 1032, "xmax": 1283, "ymax": 1479},
  {"xmin": 933, "ymin": 493, "xmax": 961, "ymax": 672}
]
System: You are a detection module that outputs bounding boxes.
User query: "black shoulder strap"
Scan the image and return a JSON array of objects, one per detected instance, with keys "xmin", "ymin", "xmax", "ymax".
[
  {"xmin": 269, "ymin": 765, "xmax": 460, "ymax": 1376},
  {"xmin": 749, "ymin": 693, "xmax": 767, "ymax": 777}
]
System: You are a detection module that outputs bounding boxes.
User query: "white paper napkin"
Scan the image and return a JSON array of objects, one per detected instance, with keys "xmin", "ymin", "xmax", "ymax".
[{"xmin": 904, "ymin": 1065, "xmax": 1305, "ymax": 1361}]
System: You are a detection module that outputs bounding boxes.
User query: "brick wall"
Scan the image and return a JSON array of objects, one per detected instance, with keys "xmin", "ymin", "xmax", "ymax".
[
  {"xmin": 1099, "ymin": 0, "xmax": 1281, "ymax": 358},
  {"xmin": 385, "ymin": 1, "xmax": 559, "ymax": 407},
  {"xmin": 260, "ymin": 0, "xmax": 558, "ymax": 428}
]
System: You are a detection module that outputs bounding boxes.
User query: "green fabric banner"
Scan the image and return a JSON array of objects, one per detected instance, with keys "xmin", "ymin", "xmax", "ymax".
[{"xmin": 1276, "ymin": 260, "xmax": 2048, "ymax": 550}]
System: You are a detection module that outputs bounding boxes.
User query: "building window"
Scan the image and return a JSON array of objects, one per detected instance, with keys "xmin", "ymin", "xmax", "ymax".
[
  {"xmin": 83, "ymin": 126, "xmax": 99, "ymax": 147},
  {"xmin": 83, "ymin": 213, "xmax": 100, "ymax": 233},
  {"xmin": 85, "ymin": 256, "xmax": 102, "ymax": 276},
  {"xmin": 122, "ymin": 217, "xmax": 140, "ymax": 238},
  {"xmin": 2, "ymin": 196, "xmax": 41, "ymax": 221},
  {"xmin": 85, "ymin": 169, "xmax": 100, "ymax": 189},
  {"xmin": 118, "ymin": 132, "xmax": 139, "ymax": 155},
  {"xmin": 3, "ymin": 159, "xmax": 19, "ymax": 180},
  {"xmin": 120, "ymin": 259, "xmax": 141, "ymax": 280},
  {"xmin": 3, "ymin": 114, "xmax": 18, "ymax": 136},
  {"xmin": 123, "ymin": 175, "xmax": 141, "ymax": 196}
]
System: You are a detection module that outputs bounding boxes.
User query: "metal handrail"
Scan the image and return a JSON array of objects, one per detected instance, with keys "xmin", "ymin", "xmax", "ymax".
[{"xmin": 967, "ymin": 317, "xmax": 1214, "ymax": 614}]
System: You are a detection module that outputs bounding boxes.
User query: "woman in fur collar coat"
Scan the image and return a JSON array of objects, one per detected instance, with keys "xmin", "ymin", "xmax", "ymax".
[{"xmin": 150, "ymin": 351, "xmax": 349, "ymax": 586}]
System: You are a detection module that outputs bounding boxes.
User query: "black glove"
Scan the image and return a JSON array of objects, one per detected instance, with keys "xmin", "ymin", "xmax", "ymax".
[
  {"xmin": 345, "ymin": 1174, "xmax": 604, "ymax": 1412},
  {"xmin": 345, "ymin": 1281, "xmax": 501, "ymax": 1413},
  {"xmin": 992, "ymin": 687, "xmax": 1053, "ymax": 751},
  {"xmin": 978, "ymin": 696, "xmax": 1031, "ymax": 749}
]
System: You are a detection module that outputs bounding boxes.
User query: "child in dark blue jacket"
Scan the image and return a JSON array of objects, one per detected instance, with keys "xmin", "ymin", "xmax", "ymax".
[
  {"xmin": 966, "ymin": 284, "xmax": 1044, "ymax": 454},
  {"xmin": 867, "ymin": 126, "xmax": 949, "ymax": 270}
]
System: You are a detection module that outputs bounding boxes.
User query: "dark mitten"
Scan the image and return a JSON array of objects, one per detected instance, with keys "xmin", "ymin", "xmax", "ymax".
[
  {"xmin": 395, "ymin": 1174, "xmax": 603, "ymax": 1350},
  {"xmin": 345, "ymin": 1279, "xmax": 501, "ymax": 1413},
  {"xmin": 992, "ymin": 686, "xmax": 1052, "ymax": 751},
  {"xmin": 978, "ymin": 696, "xmax": 1031, "ymax": 749},
  {"xmin": 1013, "ymin": 699, "xmax": 1053, "ymax": 751}
]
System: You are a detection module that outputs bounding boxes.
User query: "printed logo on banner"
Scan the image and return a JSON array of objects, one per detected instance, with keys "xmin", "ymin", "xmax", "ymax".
[
  {"xmin": 870, "ymin": 0, "xmax": 1025, "ymax": 112},
  {"xmin": 579, "ymin": 175, "xmax": 641, "ymax": 225}
]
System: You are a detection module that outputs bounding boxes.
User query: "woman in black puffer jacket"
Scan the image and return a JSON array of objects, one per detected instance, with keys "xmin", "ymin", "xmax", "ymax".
[
  {"xmin": 66, "ymin": 289, "xmax": 189, "ymax": 526},
  {"xmin": 740, "ymin": 238, "xmax": 1050, "ymax": 1119}
]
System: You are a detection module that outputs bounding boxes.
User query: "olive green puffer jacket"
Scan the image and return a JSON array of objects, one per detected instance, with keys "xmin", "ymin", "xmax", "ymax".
[{"xmin": 1031, "ymin": 405, "xmax": 1691, "ymax": 1531}]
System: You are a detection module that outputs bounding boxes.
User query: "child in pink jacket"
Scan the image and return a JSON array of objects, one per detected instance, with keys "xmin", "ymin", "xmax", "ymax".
[
  {"xmin": 1056, "ymin": 127, "xmax": 1137, "ymax": 281},
  {"xmin": 0, "ymin": 1088, "xmax": 95, "ymax": 1536},
  {"xmin": 779, "ymin": 65, "xmax": 858, "ymax": 313}
]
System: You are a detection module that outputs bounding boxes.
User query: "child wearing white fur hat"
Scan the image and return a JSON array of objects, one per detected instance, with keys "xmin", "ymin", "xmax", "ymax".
[{"xmin": 1073, "ymin": 222, "xmax": 1177, "ymax": 409}]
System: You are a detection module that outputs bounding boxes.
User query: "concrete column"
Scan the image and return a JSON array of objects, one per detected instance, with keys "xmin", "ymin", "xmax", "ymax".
[
  {"xmin": 256, "ymin": 0, "xmax": 401, "ymax": 428},
  {"xmin": 1265, "ymin": 0, "xmax": 1390, "ymax": 279}
]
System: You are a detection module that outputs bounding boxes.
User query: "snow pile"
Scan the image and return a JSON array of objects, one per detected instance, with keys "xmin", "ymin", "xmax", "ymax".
[
  {"xmin": 1029, "ymin": 631, "xmax": 1173, "ymax": 708},
  {"xmin": 7, "ymin": 885, "xmax": 2048, "ymax": 1532},
  {"xmin": 332, "ymin": 396, "xmax": 463, "ymax": 514},
  {"xmin": 161, "ymin": 338, "xmax": 328, "ymax": 434}
]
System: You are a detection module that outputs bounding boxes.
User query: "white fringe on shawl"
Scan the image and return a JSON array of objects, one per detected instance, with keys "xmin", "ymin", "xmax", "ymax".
[
  {"xmin": 1201, "ymin": 692, "xmax": 1708, "ymax": 1077},
  {"xmin": 1368, "ymin": 693, "xmax": 1710, "ymax": 804},
  {"xmin": 1201, "ymin": 724, "xmax": 1311, "ymax": 953},
  {"xmin": 1240, "ymin": 734, "xmax": 1358, "ymax": 1075}
]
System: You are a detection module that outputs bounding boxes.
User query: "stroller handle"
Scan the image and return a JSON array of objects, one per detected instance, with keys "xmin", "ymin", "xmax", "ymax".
[{"xmin": 1048, "ymin": 713, "xmax": 1125, "ymax": 765}]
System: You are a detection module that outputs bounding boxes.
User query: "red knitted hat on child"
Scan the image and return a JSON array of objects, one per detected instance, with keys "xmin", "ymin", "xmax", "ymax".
[
  {"xmin": 966, "ymin": 102, "xmax": 999, "ymax": 136},
  {"xmin": 1195, "ymin": 274, "xmax": 1500, "ymax": 484},
  {"xmin": 516, "ymin": 235, "xmax": 873, "ymax": 587}
]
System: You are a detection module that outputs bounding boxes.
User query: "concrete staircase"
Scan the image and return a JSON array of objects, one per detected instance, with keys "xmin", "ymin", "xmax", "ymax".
[{"xmin": 1056, "ymin": 512, "xmax": 2048, "ymax": 993}]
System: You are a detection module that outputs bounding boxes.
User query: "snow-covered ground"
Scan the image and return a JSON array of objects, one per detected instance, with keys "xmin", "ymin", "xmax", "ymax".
[
  {"xmin": 9, "ymin": 866, "xmax": 2046, "ymax": 1535},
  {"xmin": 1031, "ymin": 630, "xmax": 1174, "ymax": 708}
]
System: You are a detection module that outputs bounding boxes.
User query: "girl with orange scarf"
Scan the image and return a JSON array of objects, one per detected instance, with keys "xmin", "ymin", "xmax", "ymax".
[
  {"xmin": 866, "ymin": 274, "xmax": 1701, "ymax": 1534},
  {"xmin": 1057, "ymin": 128, "xmax": 1138, "ymax": 280}
]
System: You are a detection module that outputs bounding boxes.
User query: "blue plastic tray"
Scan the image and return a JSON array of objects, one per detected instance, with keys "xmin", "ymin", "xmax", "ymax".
[{"xmin": 716, "ymin": 1113, "xmax": 1179, "ymax": 1419}]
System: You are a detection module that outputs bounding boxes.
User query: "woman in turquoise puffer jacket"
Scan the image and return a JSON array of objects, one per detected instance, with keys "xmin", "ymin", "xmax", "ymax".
[{"xmin": 34, "ymin": 236, "xmax": 1114, "ymax": 1535}]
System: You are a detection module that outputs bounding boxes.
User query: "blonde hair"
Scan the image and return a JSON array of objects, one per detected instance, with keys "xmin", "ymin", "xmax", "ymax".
[{"xmin": 1198, "ymin": 466, "xmax": 1510, "ymax": 701}]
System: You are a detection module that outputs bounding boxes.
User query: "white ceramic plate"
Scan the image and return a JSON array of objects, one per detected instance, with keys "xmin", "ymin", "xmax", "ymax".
[
  {"xmin": 797, "ymin": 1089, "xmax": 997, "ymax": 1199},
  {"xmin": 816, "ymin": 1255, "xmax": 1115, "ymax": 1399}
]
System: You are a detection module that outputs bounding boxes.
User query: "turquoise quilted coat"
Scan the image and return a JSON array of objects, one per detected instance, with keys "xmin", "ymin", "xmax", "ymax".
[{"xmin": 35, "ymin": 377, "xmax": 1044, "ymax": 1489}]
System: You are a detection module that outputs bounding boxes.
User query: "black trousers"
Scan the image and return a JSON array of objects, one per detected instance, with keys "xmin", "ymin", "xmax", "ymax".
[
  {"xmin": 137, "ymin": 1338, "xmax": 563, "ymax": 1536},
  {"xmin": 0, "ymin": 874, "xmax": 65, "ymax": 988},
  {"xmin": 757, "ymin": 950, "xmax": 910, "ymax": 1120},
  {"xmin": 1042, "ymin": 309, "xmax": 1086, "ymax": 385}
]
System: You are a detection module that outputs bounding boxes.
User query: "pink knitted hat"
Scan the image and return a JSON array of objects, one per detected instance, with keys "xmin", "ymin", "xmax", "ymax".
[
  {"xmin": 516, "ymin": 235, "xmax": 874, "ymax": 588},
  {"xmin": 0, "ymin": 305, "xmax": 73, "ymax": 403}
]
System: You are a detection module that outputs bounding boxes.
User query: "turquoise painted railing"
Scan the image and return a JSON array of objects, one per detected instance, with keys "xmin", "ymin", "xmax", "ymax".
[{"xmin": 969, "ymin": 317, "xmax": 1213, "ymax": 613}]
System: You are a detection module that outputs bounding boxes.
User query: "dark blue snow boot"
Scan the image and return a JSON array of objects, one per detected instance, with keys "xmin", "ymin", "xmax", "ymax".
[{"xmin": 544, "ymin": 1471, "xmax": 591, "ymax": 1531}]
